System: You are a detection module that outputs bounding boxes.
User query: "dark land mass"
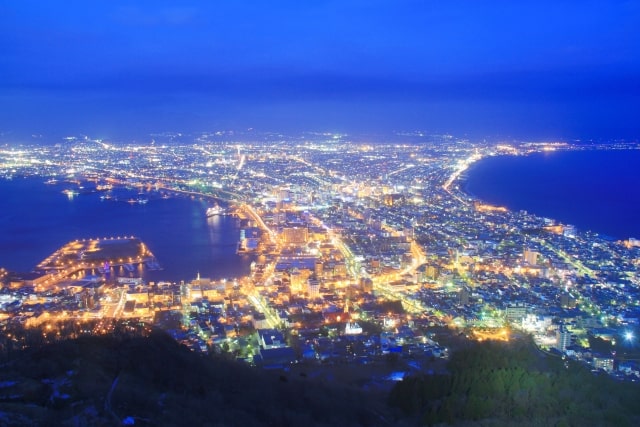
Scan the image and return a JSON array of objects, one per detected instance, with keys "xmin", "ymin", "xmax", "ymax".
[
  {"xmin": 390, "ymin": 338, "xmax": 640, "ymax": 426},
  {"xmin": 1, "ymin": 329, "xmax": 640, "ymax": 426},
  {"xmin": 0, "ymin": 330, "xmax": 392, "ymax": 426}
]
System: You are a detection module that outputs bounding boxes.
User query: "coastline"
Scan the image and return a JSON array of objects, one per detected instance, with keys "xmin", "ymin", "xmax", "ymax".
[
  {"xmin": 0, "ymin": 177, "xmax": 254, "ymax": 281},
  {"xmin": 456, "ymin": 146, "xmax": 640, "ymax": 240}
]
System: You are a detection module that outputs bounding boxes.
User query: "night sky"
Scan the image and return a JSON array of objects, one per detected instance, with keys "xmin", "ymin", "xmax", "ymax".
[{"xmin": 1, "ymin": 1, "xmax": 639, "ymax": 141}]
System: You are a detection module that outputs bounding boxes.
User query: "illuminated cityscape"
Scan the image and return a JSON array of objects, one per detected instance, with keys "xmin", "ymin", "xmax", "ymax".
[
  {"xmin": 1, "ymin": 133, "xmax": 639, "ymax": 380},
  {"xmin": 1, "ymin": 0, "xmax": 640, "ymax": 423}
]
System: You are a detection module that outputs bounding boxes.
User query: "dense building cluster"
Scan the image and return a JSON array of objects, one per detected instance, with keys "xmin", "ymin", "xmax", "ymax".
[{"xmin": 1, "ymin": 132, "xmax": 639, "ymax": 379}]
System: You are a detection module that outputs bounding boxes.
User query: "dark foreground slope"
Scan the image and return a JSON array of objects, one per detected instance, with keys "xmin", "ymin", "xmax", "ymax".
[
  {"xmin": 389, "ymin": 339, "xmax": 640, "ymax": 426},
  {"xmin": 4, "ymin": 331, "xmax": 640, "ymax": 427},
  {"xmin": 0, "ymin": 331, "xmax": 390, "ymax": 427}
]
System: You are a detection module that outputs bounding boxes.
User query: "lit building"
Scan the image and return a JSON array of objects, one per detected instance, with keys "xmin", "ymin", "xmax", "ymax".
[
  {"xmin": 523, "ymin": 248, "xmax": 539, "ymax": 266},
  {"xmin": 506, "ymin": 304, "xmax": 527, "ymax": 324},
  {"xmin": 257, "ymin": 329, "xmax": 286, "ymax": 349},
  {"xmin": 556, "ymin": 325, "xmax": 573, "ymax": 352},
  {"xmin": 277, "ymin": 188, "xmax": 292, "ymax": 202},
  {"xmin": 281, "ymin": 227, "xmax": 308, "ymax": 244},
  {"xmin": 252, "ymin": 313, "xmax": 269, "ymax": 330},
  {"xmin": 360, "ymin": 277, "xmax": 373, "ymax": 293},
  {"xmin": 345, "ymin": 322, "xmax": 363, "ymax": 335},
  {"xmin": 314, "ymin": 261, "xmax": 323, "ymax": 277},
  {"xmin": 627, "ymin": 237, "xmax": 640, "ymax": 248},
  {"xmin": 593, "ymin": 355, "xmax": 614, "ymax": 372},
  {"xmin": 306, "ymin": 277, "xmax": 320, "ymax": 298},
  {"xmin": 563, "ymin": 225, "xmax": 577, "ymax": 238},
  {"xmin": 560, "ymin": 293, "xmax": 576, "ymax": 309},
  {"xmin": 521, "ymin": 314, "xmax": 553, "ymax": 333}
]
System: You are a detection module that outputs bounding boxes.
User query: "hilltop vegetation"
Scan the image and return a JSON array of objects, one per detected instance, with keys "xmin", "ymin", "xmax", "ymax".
[
  {"xmin": 389, "ymin": 338, "xmax": 640, "ymax": 426},
  {"xmin": 0, "ymin": 330, "xmax": 388, "ymax": 426},
  {"xmin": 2, "ymin": 328, "xmax": 640, "ymax": 426}
]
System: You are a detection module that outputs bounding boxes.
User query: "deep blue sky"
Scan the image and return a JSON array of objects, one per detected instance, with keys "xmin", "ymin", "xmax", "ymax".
[{"xmin": 1, "ymin": 1, "xmax": 639, "ymax": 141}]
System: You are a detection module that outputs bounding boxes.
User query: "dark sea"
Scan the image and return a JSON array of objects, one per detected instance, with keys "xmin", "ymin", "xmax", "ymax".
[
  {"xmin": 0, "ymin": 177, "xmax": 255, "ymax": 282},
  {"xmin": 464, "ymin": 149, "xmax": 640, "ymax": 240}
]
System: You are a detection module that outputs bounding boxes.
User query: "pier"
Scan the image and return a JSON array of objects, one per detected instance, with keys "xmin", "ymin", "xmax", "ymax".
[{"xmin": 35, "ymin": 236, "xmax": 157, "ymax": 288}]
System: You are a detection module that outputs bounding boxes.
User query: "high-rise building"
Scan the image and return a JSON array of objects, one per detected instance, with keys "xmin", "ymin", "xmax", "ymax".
[
  {"xmin": 314, "ymin": 260, "xmax": 323, "ymax": 277},
  {"xmin": 306, "ymin": 277, "xmax": 320, "ymax": 298},
  {"xmin": 556, "ymin": 325, "xmax": 573, "ymax": 352}
]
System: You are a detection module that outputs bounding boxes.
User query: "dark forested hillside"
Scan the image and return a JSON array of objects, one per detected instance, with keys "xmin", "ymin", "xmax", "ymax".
[
  {"xmin": 2, "ymin": 329, "xmax": 640, "ymax": 426},
  {"xmin": 0, "ymin": 331, "xmax": 390, "ymax": 426},
  {"xmin": 389, "ymin": 339, "xmax": 640, "ymax": 426}
]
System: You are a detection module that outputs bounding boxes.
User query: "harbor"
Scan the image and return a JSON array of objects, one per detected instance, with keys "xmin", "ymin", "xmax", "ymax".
[{"xmin": 34, "ymin": 237, "xmax": 159, "ymax": 288}]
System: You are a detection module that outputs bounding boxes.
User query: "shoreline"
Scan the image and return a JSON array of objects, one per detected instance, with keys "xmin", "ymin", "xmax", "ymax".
[
  {"xmin": 0, "ymin": 177, "xmax": 253, "ymax": 280},
  {"xmin": 453, "ymin": 147, "xmax": 640, "ymax": 240}
]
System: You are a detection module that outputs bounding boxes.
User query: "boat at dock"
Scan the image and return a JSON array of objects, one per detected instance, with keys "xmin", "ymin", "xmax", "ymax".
[{"xmin": 206, "ymin": 205, "xmax": 227, "ymax": 217}]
